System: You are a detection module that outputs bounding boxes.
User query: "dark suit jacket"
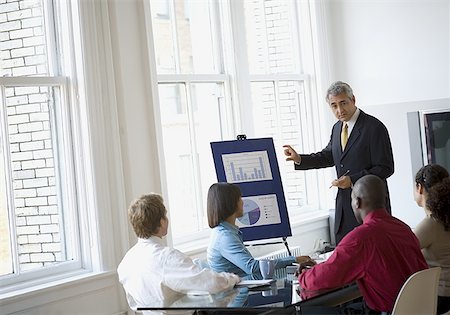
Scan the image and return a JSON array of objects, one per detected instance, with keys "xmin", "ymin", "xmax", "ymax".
[{"xmin": 295, "ymin": 110, "xmax": 394, "ymax": 244}]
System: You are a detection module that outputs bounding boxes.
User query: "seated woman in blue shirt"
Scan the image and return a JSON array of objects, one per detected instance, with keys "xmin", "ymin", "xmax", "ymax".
[{"xmin": 206, "ymin": 182, "xmax": 312, "ymax": 277}]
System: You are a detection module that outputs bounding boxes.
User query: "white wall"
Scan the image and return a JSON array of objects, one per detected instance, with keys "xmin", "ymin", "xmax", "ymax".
[
  {"xmin": 326, "ymin": 0, "xmax": 449, "ymax": 107},
  {"xmin": 323, "ymin": 0, "xmax": 450, "ymax": 227}
]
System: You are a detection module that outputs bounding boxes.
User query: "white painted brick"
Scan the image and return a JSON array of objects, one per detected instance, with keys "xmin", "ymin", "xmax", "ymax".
[
  {"xmin": 11, "ymin": 150, "xmax": 33, "ymax": 161},
  {"xmin": 25, "ymin": 196, "xmax": 48, "ymax": 207},
  {"xmin": 18, "ymin": 121, "xmax": 43, "ymax": 132},
  {"xmin": 22, "ymin": 177, "xmax": 47, "ymax": 188},
  {"xmin": 10, "ymin": 46, "xmax": 34, "ymax": 58},
  {"xmin": 14, "ymin": 197, "xmax": 25, "ymax": 207},
  {"xmin": 0, "ymin": 11, "xmax": 6, "ymax": 22},
  {"xmin": 35, "ymin": 167, "xmax": 54, "ymax": 178},
  {"xmin": 28, "ymin": 93, "xmax": 47, "ymax": 103},
  {"xmin": 23, "ymin": 35, "xmax": 45, "ymax": 47},
  {"xmin": 21, "ymin": 16, "xmax": 41, "ymax": 28},
  {"xmin": 15, "ymin": 216, "xmax": 26, "ymax": 226},
  {"xmin": 36, "ymin": 185, "xmax": 55, "ymax": 196},
  {"xmin": 10, "ymin": 27, "xmax": 34, "ymax": 40},
  {"xmin": 46, "ymin": 159, "xmax": 54, "ymax": 168},
  {"xmin": 12, "ymin": 161, "xmax": 21, "ymax": 170},
  {"xmin": 42, "ymin": 241, "xmax": 60, "ymax": 251},
  {"xmin": 12, "ymin": 65, "xmax": 37, "ymax": 76},
  {"xmin": 33, "ymin": 149, "xmax": 52, "ymax": 159},
  {"xmin": 8, "ymin": 112, "xmax": 30, "ymax": 125},
  {"xmin": 38, "ymin": 205, "xmax": 57, "ymax": 215},
  {"xmin": 6, "ymin": 106, "xmax": 16, "ymax": 116},
  {"xmin": 7, "ymin": 8, "xmax": 31, "ymax": 21},
  {"xmin": 50, "ymin": 232, "xmax": 60, "ymax": 243},
  {"xmin": 15, "ymin": 86, "xmax": 39, "ymax": 95},
  {"xmin": 42, "ymin": 121, "xmax": 49, "ymax": 130},
  {"xmin": 21, "ymin": 262, "xmax": 43, "ymax": 270},
  {"xmin": 19, "ymin": 254, "xmax": 30, "ymax": 263},
  {"xmin": 0, "ymin": 1, "xmax": 19, "ymax": 13},
  {"xmin": 1, "ymin": 57, "xmax": 25, "ymax": 68},
  {"xmin": 30, "ymin": 253, "xmax": 54, "ymax": 262},
  {"xmin": 44, "ymin": 139, "xmax": 52, "ymax": 148},
  {"xmin": 6, "ymin": 95, "xmax": 28, "ymax": 106},
  {"xmin": 40, "ymin": 102, "xmax": 48, "ymax": 111},
  {"xmin": 1, "ymin": 68, "xmax": 12, "ymax": 76},
  {"xmin": 53, "ymin": 252, "xmax": 61, "ymax": 261},
  {"xmin": 28, "ymin": 233, "xmax": 52, "ymax": 243},
  {"xmin": 16, "ymin": 224, "xmax": 39, "ymax": 234},
  {"xmin": 0, "ymin": 49, "xmax": 10, "ymax": 59},
  {"xmin": 9, "ymin": 130, "xmax": 31, "ymax": 142},
  {"xmin": 10, "ymin": 143, "xmax": 19, "ymax": 152},
  {"xmin": 31, "ymin": 130, "xmax": 50, "ymax": 140},
  {"xmin": 33, "ymin": 26, "xmax": 42, "ymax": 36},
  {"xmin": 36, "ymin": 64, "xmax": 47, "ymax": 74},
  {"xmin": 13, "ymin": 170, "xmax": 35, "ymax": 180},
  {"xmin": 26, "ymin": 214, "xmax": 50, "ymax": 225},
  {"xmin": 47, "ymin": 195, "xmax": 57, "ymax": 205},
  {"xmin": 25, "ymin": 53, "xmax": 46, "ymax": 65},
  {"xmin": 21, "ymin": 159, "xmax": 46, "ymax": 170},
  {"xmin": 30, "ymin": 112, "xmax": 50, "ymax": 121},
  {"xmin": 19, "ymin": 243, "xmax": 41, "ymax": 253},
  {"xmin": 19, "ymin": 0, "xmax": 40, "ymax": 9},
  {"xmin": 5, "ymin": 87, "xmax": 14, "ymax": 96},
  {"xmin": 31, "ymin": 6, "xmax": 41, "ymax": 16},
  {"xmin": 0, "ymin": 30, "xmax": 9, "ymax": 40},
  {"xmin": 13, "ymin": 180, "xmax": 24, "ymax": 190},
  {"xmin": 40, "ymin": 225, "xmax": 59, "ymax": 235},
  {"xmin": 18, "ymin": 235, "xmax": 28, "ymax": 244},
  {"xmin": 51, "ymin": 214, "xmax": 59, "ymax": 224},
  {"xmin": 0, "ymin": 38, "xmax": 21, "ymax": 50},
  {"xmin": 20, "ymin": 140, "xmax": 44, "ymax": 151}
]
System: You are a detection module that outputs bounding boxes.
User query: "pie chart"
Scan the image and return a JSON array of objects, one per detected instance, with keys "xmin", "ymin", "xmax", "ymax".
[{"xmin": 238, "ymin": 199, "xmax": 261, "ymax": 226}]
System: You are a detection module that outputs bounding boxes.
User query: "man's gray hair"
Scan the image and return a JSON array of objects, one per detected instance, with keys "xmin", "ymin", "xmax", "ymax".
[{"xmin": 326, "ymin": 81, "xmax": 354, "ymax": 102}]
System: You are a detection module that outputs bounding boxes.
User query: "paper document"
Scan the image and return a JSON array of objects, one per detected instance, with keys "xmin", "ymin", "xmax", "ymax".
[{"xmin": 235, "ymin": 279, "xmax": 275, "ymax": 288}]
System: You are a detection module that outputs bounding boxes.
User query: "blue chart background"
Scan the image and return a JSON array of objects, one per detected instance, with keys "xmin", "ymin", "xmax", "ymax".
[{"xmin": 210, "ymin": 137, "xmax": 292, "ymax": 242}]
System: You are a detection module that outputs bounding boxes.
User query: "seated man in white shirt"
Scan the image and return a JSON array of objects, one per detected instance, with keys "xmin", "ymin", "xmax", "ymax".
[{"xmin": 117, "ymin": 194, "xmax": 240, "ymax": 312}]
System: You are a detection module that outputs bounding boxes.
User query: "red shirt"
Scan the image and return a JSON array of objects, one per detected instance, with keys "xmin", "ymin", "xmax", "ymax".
[{"xmin": 299, "ymin": 209, "xmax": 428, "ymax": 312}]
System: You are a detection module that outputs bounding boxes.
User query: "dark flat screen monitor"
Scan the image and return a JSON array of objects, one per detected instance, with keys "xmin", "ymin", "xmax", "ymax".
[{"xmin": 422, "ymin": 110, "xmax": 450, "ymax": 171}]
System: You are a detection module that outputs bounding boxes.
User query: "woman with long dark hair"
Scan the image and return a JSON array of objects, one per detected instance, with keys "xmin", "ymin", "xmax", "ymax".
[{"xmin": 414, "ymin": 164, "xmax": 450, "ymax": 314}]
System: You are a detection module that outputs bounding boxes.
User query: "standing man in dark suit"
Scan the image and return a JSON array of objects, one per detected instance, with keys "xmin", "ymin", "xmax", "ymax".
[{"xmin": 283, "ymin": 81, "xmax": 394, "ymax": 244}]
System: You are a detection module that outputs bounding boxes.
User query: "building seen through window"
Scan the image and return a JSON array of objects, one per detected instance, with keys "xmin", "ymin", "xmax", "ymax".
[{"xmin": 150, "ymin": 0, "xmax": 320, "ymax": 244}]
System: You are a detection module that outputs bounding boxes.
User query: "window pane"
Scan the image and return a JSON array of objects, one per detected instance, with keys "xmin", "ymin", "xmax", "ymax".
[
  {"xmin": 250, "ymin": 80, "xmax": 312, "ymax": 213},
  {"xmin": 0, "ymin": 146, "xmax": 13, "ymax": 276},
  {"xmin": 243, "ymin": 0, "xmax": 300, "ymax": 74},
  {"xmin": 151, "ymin": 0, "xmax": 219, "ymax": 74},
  {"xmin": 158, "ymin": 82, "xmax": 226, "ymax": 240},
  {"xmin": 0, "ymin": 0, "xmax": 51, "ymax": 77},
  {"xmin": 1, "ymin": 85, "xmax": 73, "ymax": 274}
]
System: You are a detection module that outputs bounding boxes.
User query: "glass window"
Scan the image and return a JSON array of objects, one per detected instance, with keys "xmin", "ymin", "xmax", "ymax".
[
  {"xmin": 0, "ymin": 0, "xmax": 82, "ymax": 284},
  {"xmin": 149, "ymin": 0, "xmax": 319, "ymax": 245}
]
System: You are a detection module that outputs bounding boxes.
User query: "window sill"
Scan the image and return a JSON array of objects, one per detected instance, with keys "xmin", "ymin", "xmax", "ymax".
[
  {"xmin": 0, "ymin": 270, "xmax": 118, "ymax": 312},
  {"xmin": 177, "ymin": 210, "xmax": 330, "ymax": 257}
]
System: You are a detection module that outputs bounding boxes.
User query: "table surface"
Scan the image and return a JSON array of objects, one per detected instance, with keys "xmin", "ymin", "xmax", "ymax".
[{"xmin": 137, "ymin": 252, "xmax": 361, "ymax": 312}]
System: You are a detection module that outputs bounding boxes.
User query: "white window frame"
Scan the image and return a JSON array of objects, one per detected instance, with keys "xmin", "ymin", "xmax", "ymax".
[
  {"xmin": 146, "ymin": 0, "xmax": 332, "ymax": 250},
  {"xmin": 0, "ymin": 0, "xmax": 127, "ymax": 299}
]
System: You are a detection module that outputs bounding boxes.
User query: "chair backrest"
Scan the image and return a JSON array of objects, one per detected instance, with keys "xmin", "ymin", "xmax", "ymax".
[{"xmin": 392, "ymin": 267, "xmax": 441, "ymax": 315}]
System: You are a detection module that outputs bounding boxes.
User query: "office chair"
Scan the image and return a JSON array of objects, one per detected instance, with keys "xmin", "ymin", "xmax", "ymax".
[{"xmin": 391, "ymin": 267, "xmax": 441, "ymax": 315}]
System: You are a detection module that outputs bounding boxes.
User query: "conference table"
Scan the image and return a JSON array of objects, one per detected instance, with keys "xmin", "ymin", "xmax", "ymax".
[{"xmin": 137, "ymin": 253, "xmax": 362, "ymax": 314}]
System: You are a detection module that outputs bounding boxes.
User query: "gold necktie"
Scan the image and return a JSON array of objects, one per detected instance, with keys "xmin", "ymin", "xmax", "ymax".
[{"xmin": 341, "ymin": 123, "xmax": 348, "ymax": 151}]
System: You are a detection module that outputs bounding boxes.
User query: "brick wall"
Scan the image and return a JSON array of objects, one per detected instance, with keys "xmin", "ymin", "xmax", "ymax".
[
  {"xmin": 247, "ymin": 0, "xmax": 307, "ymax": 210},
  {"xmin": 1, "ymin": 0, "xmax": 62, "ymax": 272}
]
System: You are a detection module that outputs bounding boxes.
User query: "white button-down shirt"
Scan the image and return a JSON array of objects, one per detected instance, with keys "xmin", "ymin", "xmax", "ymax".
[{"xmin": 117, "ymin": 236, "xmax": 240, "ymax": 314}]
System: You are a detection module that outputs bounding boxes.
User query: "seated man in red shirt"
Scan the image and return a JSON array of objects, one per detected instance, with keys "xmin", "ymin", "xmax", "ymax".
[{"xmin": 298, "ymin": 175, "xmax": 428, "ymax": 314}]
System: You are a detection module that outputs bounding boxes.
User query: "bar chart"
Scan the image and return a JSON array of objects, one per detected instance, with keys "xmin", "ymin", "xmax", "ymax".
[{"xmin": 222, "ymin": 150, "xmax": 273, "ymax": 183}]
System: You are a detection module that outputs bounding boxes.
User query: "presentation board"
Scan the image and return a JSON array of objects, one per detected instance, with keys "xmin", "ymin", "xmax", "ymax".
[{"xmin": 210, "ymin": 137, "xmax": 292, "ymax": 242}]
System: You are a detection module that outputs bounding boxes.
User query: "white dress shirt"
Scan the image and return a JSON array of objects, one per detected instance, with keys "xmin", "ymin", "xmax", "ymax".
[{"xmin": 117, "ymin": 236, "xmax": 240, "ymax": 314}]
